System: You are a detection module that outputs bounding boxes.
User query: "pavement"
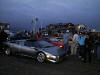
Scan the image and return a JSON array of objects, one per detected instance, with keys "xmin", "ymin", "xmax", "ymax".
[{"xmin": 0, "ymin": 53, "xmax": 100, "ymax": 75}]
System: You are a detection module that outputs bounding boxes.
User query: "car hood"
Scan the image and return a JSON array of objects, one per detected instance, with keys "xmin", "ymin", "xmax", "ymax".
[{"xmin": 41, "ymin": 46, "xmax": 66, "ymax": 56}]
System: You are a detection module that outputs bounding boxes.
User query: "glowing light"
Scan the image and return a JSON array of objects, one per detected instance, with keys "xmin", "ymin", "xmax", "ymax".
[
  {"xmin": 46, "ymin": 55, "xmax": 50, "ymax": 58},
  {"xmin": 78, "ymin": 26, "xmax": 80, "ymax": 29},
  {"xmin": 59, "ymin": 45, "xmax": 63, "ymax": 48}
]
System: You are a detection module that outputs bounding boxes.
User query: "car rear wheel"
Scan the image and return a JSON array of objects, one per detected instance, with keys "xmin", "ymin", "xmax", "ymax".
[
  {"xmin": 5, "ymin": 48, "xmax": 11, "ymax": 56},
  {"xmin": 37, "ymin": 52, "xmax": 46, "ymax": 63}
]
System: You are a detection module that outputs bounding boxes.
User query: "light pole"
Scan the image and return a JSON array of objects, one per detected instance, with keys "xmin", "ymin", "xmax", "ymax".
[{"xmin": 32, "ymin": 16, "xmax": 38, "ymax": 34}]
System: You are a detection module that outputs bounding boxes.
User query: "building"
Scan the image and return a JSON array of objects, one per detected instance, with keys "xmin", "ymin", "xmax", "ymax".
[
  {"xmin": 41, "ymin": 23, "xmax": 75, "ymax": 37},
  {"xmin": 75, "ymin": 24, "xmax": 87, "ymax": 32},
  {"xmin": 0, "ymin": 23, "xmax": 10, "ymax": 30},
  {"xmin": 0, "ymin": 23, "xmax": 10, "ymax": 34},
  {"xmin": 47, "ymin": 23, "xmax": 75, "ymax": 32}
]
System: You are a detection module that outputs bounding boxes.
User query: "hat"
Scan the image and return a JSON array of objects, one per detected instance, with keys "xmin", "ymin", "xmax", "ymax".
[{"xmin": 66, "ymin": 30, "xmax": 69, "ymax": 32}]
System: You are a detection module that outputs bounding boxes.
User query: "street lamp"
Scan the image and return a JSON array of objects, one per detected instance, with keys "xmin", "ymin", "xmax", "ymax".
[{"xmin": 32, "ymin": 16, "xmax": 38, "ymax": 34}]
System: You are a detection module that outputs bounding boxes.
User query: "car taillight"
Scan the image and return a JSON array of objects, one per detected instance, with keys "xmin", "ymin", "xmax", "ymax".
[{"xmin": 59, "ymin": 45, "xmax": 63, "ymax": 48}]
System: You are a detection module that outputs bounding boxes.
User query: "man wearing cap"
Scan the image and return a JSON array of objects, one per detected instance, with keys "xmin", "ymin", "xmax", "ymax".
[
  {"xmin": 63, "ymin": 30, "xmax": 72, "ymax": 55},
  {"xmin": 78, "ymin": 32, "xmax": 86, "ymax": 60}
]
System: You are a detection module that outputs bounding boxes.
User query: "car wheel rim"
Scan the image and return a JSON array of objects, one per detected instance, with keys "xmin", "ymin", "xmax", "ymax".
[
  {"xmin": 37, "ymin": 53, "xmax": 45, "ymax": 63},
  {"xmin": 5, "ymin": 49, "xmax": 10, "ymax": 55}
]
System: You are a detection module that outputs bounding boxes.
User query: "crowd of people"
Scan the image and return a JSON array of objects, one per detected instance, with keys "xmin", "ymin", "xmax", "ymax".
[
  {"xmin": 63, "ymin": 30, "xmax": 100, "ymax": 63},
  {"xmin": 0, "ymin": 28, "xmax": 100, "ymax": 63}
]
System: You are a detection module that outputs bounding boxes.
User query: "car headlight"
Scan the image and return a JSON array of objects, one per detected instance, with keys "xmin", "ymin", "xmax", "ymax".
[
  {"xmin": 46, "ymin": 53, "xmax": 57, "ymax": 59},
  {"xmin": 46, "ymin": 54, "xmax": 51, "ymax": 58}
]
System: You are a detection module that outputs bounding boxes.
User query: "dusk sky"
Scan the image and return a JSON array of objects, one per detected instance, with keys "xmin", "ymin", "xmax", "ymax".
[{"xmin": 0, "ymin": 0, "xmax": 100, "ymax": 31}]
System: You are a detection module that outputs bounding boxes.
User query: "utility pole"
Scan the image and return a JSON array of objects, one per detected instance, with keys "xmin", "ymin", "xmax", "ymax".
[{"xmin": 32, "ymin": 16, "xmax": 38, "ymax": 34}]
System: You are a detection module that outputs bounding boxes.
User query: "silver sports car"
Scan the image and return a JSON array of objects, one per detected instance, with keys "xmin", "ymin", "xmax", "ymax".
[{"xmin": 4, "ymin": 40, "xmax": 66, "ymax": 63}]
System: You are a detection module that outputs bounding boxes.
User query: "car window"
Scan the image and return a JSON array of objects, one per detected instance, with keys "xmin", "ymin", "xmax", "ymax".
[
  {"xmin": 13, "ymin": 40, "xmax": 25, "ymax": 46},
  {"xmin": 24, "ymin": 40, "xmax": 54, "ymax": 48},
  {"xmin": 24, "ymin": 41, "xmax": 41, "ymax": 48}
]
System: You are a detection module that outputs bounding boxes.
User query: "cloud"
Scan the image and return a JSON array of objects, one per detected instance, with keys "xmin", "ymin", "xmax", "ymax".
[{"xmin": 0, "ymin": 0, "xmax": 100, "ymax": 30}]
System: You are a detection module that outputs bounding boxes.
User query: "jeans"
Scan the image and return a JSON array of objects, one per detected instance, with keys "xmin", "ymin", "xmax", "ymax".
[
  {"xmin": 84, "ymin": 48, "xmax": 92, "ymax": 63},
  {"xmin": 71, "ymin": 42, "xmax": 78, "ymax": 55},
  {"xmin": 64, "ymin": 43, "xmax": 69, "ymax": 54},
  {"xmin": 78, "ymin": 46, "xmax": 85, "ymax": 58}
]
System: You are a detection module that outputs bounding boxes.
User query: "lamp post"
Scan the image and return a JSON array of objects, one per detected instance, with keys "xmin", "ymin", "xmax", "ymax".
[{"xmin": 32, "ymin": 16, "xmax": 38, "ymax": 34}]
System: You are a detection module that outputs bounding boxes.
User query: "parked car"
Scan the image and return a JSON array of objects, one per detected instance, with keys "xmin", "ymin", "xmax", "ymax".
[
  {"xmin": 4, "ymin": 40, "xmax": 66, "ymax": 63},
  {"xmin": 9, "ymin": 32, "xmax": 30, "ymax": 40}
]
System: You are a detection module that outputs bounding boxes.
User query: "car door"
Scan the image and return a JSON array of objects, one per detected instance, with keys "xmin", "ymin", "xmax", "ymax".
[
  {"xmin": 8, "ymin": 42, "xmax": 20, "ymax": 53},
  {"xmin": 18, "ymin": 41, "xmax": 38, "ymax": 56}
]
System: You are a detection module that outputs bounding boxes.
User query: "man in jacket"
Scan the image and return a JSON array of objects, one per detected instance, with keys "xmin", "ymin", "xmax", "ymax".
[
  {"xmin": 78, "ymin": 32, "xmax": 86, "ymax": 60},
  {"xmin": 84, "ymin": 33, "xmax": 93, "ymax": 63}
]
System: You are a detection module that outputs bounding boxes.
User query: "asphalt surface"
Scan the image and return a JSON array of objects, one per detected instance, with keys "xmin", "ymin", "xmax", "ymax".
[{"xmin": 0, "ymin": 53, "xmax": 100, "ymax": 75}]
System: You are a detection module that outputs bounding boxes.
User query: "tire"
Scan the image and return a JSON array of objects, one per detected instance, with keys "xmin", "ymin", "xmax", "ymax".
[
  {"xmin": 5, "ymin": 48, "xmax": 11, "ymax": 56},
  {"xmin": 37, "ymin": 52, "xmax": 46, "ymax": 63}
]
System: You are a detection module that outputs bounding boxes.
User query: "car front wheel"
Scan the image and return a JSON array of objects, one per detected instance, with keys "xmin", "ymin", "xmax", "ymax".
[{"xmin": 37, "ymin": 52, "xmax": 46, "ymax": 63}]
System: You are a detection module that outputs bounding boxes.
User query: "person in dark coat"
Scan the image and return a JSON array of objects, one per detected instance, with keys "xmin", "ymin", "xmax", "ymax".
[
  {"xmin": 84, "ymin": 33, "xmax": 93, "ymax": 63},
  {"xmin": 94, "ymin": 33, "xmax": 100, "ymax": 57},
  {"xmin": 0, "ymin": 30, "xmax": 8, "ymax": 42},
  {"xmin": 0, "ymin": 30, "xmax": 8, "ymax": 52}
]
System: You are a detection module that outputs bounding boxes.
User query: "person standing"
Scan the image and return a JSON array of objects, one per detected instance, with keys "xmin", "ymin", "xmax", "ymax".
[
  {"xmin": 78, "ymin": 32, "xmax": 86, "ymax": 60},
  {"xmin": 0, "ymin": 29, "xmax": 8, "ymax": 52},
  {"xmin": 71, "ymin": 31, "xmax": 79, "ymax": 55},
  {"xmin": 63, "ymin": 30, "xmax": 71, "ymax": 55},
  {"xmin": 84, "ymin": 33, "xmax": 93, "ymax": 63},
  {"xmin": 94, "ymin": 33, "xmax": 100, "ymax": 57}
]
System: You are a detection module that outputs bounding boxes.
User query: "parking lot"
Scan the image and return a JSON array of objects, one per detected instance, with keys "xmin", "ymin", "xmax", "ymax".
[{"xmin": 0, "ymin": 53, "xmax": 100, "ymax": 75}]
